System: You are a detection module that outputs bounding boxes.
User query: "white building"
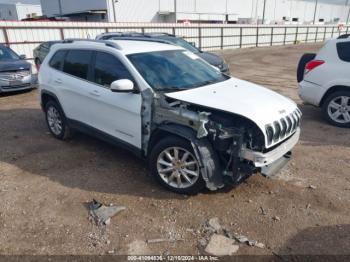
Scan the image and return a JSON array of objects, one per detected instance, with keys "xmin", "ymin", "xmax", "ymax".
[
  {"xmin": 40, "ymin": 0, "xmax": 350, "ymax": 24},
  {"xmin": 0, "ymin": 2, "xmax": 42, "ymax": 20}
]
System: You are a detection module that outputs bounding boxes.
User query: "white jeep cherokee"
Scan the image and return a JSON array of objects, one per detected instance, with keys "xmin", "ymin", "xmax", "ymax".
[{"xmin": 39, "ymin": 39, "xmax": 301, "ymax": 194}]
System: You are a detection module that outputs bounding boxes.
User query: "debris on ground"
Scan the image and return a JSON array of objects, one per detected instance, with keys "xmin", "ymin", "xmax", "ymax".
[
  {"xmin": 146, "ymin": 238, "xmax": 183, "ymax": 244},
  {"xmin": 204, "ymin": 234, "xmax": 239, "ymax": 256},
  {"xmin": 308, "ymin": 185, "xmax": 317, "ymax": 190},
  {"xmin": 232, "ymin": 234, "xmax": 265, "ymax": 249},
  {"xmin": 208, "ymin": 217, "xmax": 222, "ymax": 232},
  {"xmin": 88, "ymin": 199, "xmax": 126, "ymax": 225},
  {"xmin": 272, "ymin": 216, "xmax": 281, "ymax": 222},
  {"xmin": 260, "ymin": 207, "xmax": 267, "ymax": 215}
]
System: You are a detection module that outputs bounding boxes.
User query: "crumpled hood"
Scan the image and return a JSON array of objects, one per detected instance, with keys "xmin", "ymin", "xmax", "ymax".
[
  {"xmin": 165, "ymin": 77, "xmax": 298, "ymax": 136},
  {"xmin": 0, "ymin": 60, "xmax": 31, "ymax": 72}
]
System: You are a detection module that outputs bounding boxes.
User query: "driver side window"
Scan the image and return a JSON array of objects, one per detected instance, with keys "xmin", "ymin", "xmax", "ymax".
[{"xmin": 93, "ymin": 52, "xmax": 134, "ymax": 87}]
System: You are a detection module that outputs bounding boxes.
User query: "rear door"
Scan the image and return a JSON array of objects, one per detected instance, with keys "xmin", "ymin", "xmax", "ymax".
[
  {"xmin": 87, "ymin": 51, "xmax": 143, "ymax": 148},
  {"xmin": 56, "ymin": 49, "xmax": 100, "ymax": 126}
]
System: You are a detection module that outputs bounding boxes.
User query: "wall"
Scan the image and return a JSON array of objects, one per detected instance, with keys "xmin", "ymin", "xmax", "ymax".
[
  {"xmin": 16, "ymin": 4, "xmax": 42, "ymax": 20},
  {"xmin": 0, "ymin": 4, "xmax": 19, "ymax": 20},
  {"xmin": 40, "ymin": 0, "xmax": 107, "ymax": 17}
]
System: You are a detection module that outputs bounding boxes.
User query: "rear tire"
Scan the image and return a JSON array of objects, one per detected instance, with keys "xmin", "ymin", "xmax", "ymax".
[
  {"xmin": 297, "ymin": 53, "xmax": 316, "ymax": 83},
  {"xmin": 45, "ymin": 100, "xmax": 72, "ymax": 140},
  {"xmin": 149, "ymin": 136, "xmax": 206, "ymax": 194},
  {"xmin": 322, "ymin": 91, "xmax": 350, "ymax": 128}
]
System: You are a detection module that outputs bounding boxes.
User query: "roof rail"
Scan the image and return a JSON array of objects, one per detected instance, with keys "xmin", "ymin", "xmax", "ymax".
[
  {"xmin": 145, "ymin": 32, "xmax": 176, "ymax": 37},
  {"xmin": 337, "ymin": 34, "xmax": 350, "ymax": 39},
  {"xmin": 107, "ymin": 36, "xmax": 175, "ymax": 46},
  {"xmin": 61, "ymin": 39, "xmax": 122, "ymax": 50}
]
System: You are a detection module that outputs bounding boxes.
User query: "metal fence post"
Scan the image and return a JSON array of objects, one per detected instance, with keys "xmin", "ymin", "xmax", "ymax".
[
  {"xmin": 220, "ymin": 27, "xmax": 224, "ymax": 50},
  {"xmin": 295, "ymin": 26, "xmax": 299, "ymax": 44},
  {"xmin": 283, "ymin": 27, "xmax": 287, "ymax": 45},
  {"xmin": 198, "ymin": 26, "xmax": 202, "ymax": 50},
  {"xmin": 59, "ymin": 28, "xmax": 65, "ymax": 40},
  {"xmin": 270, "ymin": 27, "xmax": 274, "ymax": 46},
  {"xmin": 331, "ymin": 26, "xmax": 335, "ymax": 38},
  {"xmin": 239, "ymin": 27, "xmax": 243, "ymax": 48},
  {"xmin": 315, "ymin": 26, "xmax": 318, "ymax": 42},
  {"xmin": 2, "ymin": 28, "xmax": 9, "ymax": 46},
  {"xmin": 256, "ymin": 26, "xmax": 259, "ymax": 47},
  {"xmin": 305, "ymin": 27, "xmax": 309, "ymax": 43},
  {"xmin": 141, "ymin": 27, "xmax": 145, "ymax": 34},
  {"xmin": 172, "ymin": 27, "xmax": 175, "ymax": 35},
  {"xmin": 105, "ymin": 27, "xmax": 109, "ymax": 33},
  {"xmin": 323, "ymin": 26, "xmax": 327, "ymax": 40}
]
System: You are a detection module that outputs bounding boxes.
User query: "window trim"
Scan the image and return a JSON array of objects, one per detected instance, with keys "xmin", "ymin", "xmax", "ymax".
[
  {"xmin": 91, "ymin": 50, "xmax": 139, "ymax": 91},
  {"xmin": 48, "ymin": 49, "xmax": 68, "ymax": 71},
  {"xmin": 336, "ymin": 42, "xmax": 350, "ymax": 63},
  {"xmin": 48, "ymin": 48, "xmax": 140, "ymax": 93}
]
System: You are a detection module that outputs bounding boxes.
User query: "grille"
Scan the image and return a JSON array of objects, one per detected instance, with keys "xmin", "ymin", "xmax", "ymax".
[
  {"xmin": 265, "ymin": 108, "xmax": 302, "ymax": 146},
  {"xmin": 0, "ymin": 70, "xmax": 30, "ymax": 81}
]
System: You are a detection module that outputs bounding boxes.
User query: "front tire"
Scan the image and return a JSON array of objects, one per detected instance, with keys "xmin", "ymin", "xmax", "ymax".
[
  {"xmin": 45, "ymin": 100, "xmax": 71, "ymax": 140},
  {"xmin": 322, "ymin": 91, "xmax": 350, "ymax": 128},
  {"xmin": 149, "ymin": 136, "xmax": 205, "ymax": 194}
]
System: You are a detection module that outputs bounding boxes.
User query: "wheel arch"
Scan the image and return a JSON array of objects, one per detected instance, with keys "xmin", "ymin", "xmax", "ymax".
[
  {"xmin": 320, "ymin": 85, "xmax": 350, "ymax": 107},
  {"xmin": 148, "ymin": 123, "xmax": 224, "ymax": 191},
  {"xmin": 147, "ymin": 124, "xmax": 197, "ymax": 157},
  {"xmin": 41, "ymin": 90, "xmax": 67, "ymax": 118}
]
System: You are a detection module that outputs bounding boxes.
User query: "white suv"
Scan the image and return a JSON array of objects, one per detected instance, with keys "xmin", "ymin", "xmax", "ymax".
[
  {"xmin": 39, "ymin": 39, "xmax": 301, "ymax": 194},
  {"xmin": 298, "ymin": 35, "xmax": 350, "ymax": 127}
]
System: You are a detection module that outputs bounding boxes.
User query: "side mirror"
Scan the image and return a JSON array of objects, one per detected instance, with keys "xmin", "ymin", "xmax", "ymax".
[
  {"xmin": 19, "ymin": 54, "xmax": 26, "ymax": 60},
  {"xmin": 110, "ymin": 79, "xmax": 135, "ymax": 93}
]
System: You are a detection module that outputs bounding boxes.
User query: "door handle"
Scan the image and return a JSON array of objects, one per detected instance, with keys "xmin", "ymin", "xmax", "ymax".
[
  {"xmin": 89, "ymin": 90, "xmax": 100, "ymax": 97},
  {"xmin": 54, "ymin": 78, "xmax": 62, "ymax": 84}
]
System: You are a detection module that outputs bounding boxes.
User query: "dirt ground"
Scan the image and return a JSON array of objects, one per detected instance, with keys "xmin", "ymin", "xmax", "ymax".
[{"xmin": 0, "ymin": 43, "xmax": 350, "ymax": 258}]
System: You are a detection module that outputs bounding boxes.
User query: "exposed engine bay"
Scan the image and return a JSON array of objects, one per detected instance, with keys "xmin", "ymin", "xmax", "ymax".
[{"xmin": 150, "ymin": 93, "xmax": 268, "ymax": 189}]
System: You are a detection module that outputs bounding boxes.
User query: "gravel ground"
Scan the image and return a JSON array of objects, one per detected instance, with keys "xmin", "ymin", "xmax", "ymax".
[{"xmin": 0, "ymin": 43, "xmax": 349, "ymax": 257}]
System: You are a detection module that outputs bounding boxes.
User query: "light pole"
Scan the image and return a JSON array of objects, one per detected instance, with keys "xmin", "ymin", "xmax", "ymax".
[
  {"xmin": 313, "ymin": 0, "xmax": 318, "ymax": 24},
  {"xmin": 346, "ymin": 0, "xmax": 350, "ymax": 25},
  {"xmin": 262, "ymin": 0, "xmax": 267, "ymax": 25}
]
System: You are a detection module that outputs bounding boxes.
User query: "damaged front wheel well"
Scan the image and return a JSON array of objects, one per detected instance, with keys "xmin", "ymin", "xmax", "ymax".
[{"xmin": 147, "ymin": 124, "xmax": 197, "ymax": 157}]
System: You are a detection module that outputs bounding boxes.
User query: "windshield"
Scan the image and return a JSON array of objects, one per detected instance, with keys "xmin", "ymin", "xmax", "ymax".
[
  {"xmin": 127, "ymin": 50, "xmax": 228, "ymax": 91},
  {"xmin": 158, "ymin": 36, "xmax": 200, "ymax": 53},
  {"xmin": 0, "ymin": 46, "xmax": 20, "ymax": 61}
]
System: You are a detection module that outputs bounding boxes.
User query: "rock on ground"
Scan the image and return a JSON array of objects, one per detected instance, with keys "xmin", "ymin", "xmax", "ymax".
[{"xmin": 205, "ymin": 234, "xmax": 239, "ymax": 256}]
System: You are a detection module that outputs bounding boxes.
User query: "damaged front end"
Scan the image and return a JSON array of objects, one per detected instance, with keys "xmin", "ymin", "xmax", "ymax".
[{"xmin": 149, "ymin": 93, "xmax": 268, "ymax": 190}]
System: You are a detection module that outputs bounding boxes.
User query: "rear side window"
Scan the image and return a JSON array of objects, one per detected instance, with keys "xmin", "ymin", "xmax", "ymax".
[
  {"xmin": 93, "ymin": 51, "xmax": 134, "ymax": 87},
  {"xmin": 63, "ymin": 50, "xmax": 92, "ymax": 80},
  {"xmin": 337, "ymin": 42, "xmax": 350, "ymax": 62},
  {"xmin": 49, "ymin": 50, "xmax": 66, "ymax": 70}
]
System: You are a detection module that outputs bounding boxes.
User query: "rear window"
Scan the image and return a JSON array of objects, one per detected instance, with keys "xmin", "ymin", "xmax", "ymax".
[
  {"xmin": 49, "ymin": 50, "xmax": 66, "ymax": 70},
  {"xmin": 63, "ymin": 50, "xmax": 92, "ymax": 80},
  {"xmin": 337, "ymin": 42, "xmax": 350, "ymax": 62}
]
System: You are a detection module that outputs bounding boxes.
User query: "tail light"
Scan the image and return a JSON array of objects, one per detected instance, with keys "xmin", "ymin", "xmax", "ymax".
[{"xmin": 305, "ymin": 60, "xmax": 324, "ymax": 75}]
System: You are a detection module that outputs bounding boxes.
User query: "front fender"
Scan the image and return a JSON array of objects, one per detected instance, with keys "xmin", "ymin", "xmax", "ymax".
[{"xmin": 155, "ymin": 124, "xmax": 224, "ymax": 191}]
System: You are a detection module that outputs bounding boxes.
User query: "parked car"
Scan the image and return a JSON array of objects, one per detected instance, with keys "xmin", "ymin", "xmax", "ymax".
[
  {"xmin": 0, "ymin": 44, "xmax": 34, "ymax": 93},
  {"xmin": 298, "ymin": 34, "xmax": 350, "ymax": 127},
  {"xmin": 33, "ymin": 40, "xmax": 62, "ymax": 69},
  {"xmin": 38, "ymin": 39, "xmax": 301, "ymax": 194},
  {"xmin": 96, "ymin": 32, "xmax": 230, "ymax": 74}
]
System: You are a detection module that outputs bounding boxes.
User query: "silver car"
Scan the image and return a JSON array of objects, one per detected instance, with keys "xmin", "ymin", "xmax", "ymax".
[{"xmin": 0, "ymin": 44, "xmax": 34, "ymax": 93}]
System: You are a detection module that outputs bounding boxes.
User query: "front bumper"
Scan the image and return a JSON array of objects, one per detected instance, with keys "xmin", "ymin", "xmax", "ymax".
[
  {"xmin": 241, "ymin": 128, "xmax": 300, "ymax": 168},
  {"xmin": 0, "ymin": 75, "xmax": 35, "ymax": 93}
]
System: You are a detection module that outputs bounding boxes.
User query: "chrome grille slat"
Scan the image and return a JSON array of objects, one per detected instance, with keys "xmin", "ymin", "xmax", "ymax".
[
  {"xmin": 0, "ymin": 70, "xmax": 30, "ymax": 81},
  {"xmin": 265, "ymin": 108, "xmax": 302, "ymax": 146}
]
